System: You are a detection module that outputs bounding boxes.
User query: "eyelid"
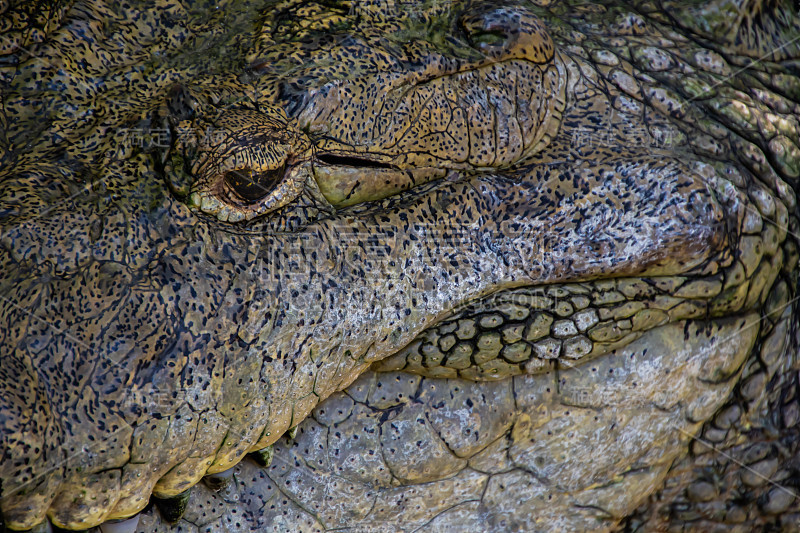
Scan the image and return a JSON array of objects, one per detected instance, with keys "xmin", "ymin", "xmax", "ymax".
[
  {"xmin": 193, "ymin": 139, "xmax": 292, "ymax": 179},
  {"xmin": 170, "ymin": 111, "xmax": 312, "ymax": 222},
  {"xmin": 224, "ymin": 165, "xmax": 286, "ymax": 203},
  {"xmin": 188, "ymin": 161, "xmax": 310, "ymax": 222}
]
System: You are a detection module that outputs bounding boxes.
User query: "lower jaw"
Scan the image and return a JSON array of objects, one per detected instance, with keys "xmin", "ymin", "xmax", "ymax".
[{"xmin": 122, "ymin": 314, "xmax": 758, "ymax": 531}]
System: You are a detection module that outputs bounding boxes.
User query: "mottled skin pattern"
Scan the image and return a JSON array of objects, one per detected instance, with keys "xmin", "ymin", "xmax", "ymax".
[{"xmin": 0, "ymin": 0, "xmax": 799, "ymax": 532}]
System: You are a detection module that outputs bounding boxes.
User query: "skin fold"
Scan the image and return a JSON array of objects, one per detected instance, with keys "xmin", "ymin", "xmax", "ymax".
[{"xmin": 0, "ymin": 0, "xmax": 798, "ymax": 531}]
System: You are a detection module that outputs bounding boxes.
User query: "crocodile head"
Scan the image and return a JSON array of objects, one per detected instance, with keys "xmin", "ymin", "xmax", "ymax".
[{"xmin": 1, "ymin": 0, "xmax": 798, "ymax": 531}]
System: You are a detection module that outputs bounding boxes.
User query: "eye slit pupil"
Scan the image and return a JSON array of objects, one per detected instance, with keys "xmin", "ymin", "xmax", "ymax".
[{"xmin": 224, "ymin": 165, "xmax": 284, "ymax": 203}]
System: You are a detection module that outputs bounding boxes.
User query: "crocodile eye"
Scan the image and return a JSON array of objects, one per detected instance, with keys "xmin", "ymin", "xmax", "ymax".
[
  {"xmin": 224, "ymin": 165, "xmax": 286, "ymax": 203},
  {"xmin": 171, "ymin": 105, "xmax": 312, "ymax": 222}
]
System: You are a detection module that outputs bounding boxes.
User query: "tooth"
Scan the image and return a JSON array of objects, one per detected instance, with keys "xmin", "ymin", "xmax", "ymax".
[
  {"xmin": 203, "ymin": 466, "xmax": 235, "ymax": 491},
  {"xmin": 100, "ymin": 515, "xmax": 140, "ymax": 533},
  {"xmin": 153, "ymin": 488, "xmax": 191, "ymax": 524},
  {"xmin": 30, "ymin": 520, "xmax": 53, "ymax": 533},
  {"xmin": 249, "ymin": 444, "xmax": 274, "ymax": 467}
]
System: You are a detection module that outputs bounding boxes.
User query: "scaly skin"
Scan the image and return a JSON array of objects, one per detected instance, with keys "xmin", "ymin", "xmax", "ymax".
[{"xmin": 0, "ymin": 0, "xmax": 798, "ymax": 531}]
